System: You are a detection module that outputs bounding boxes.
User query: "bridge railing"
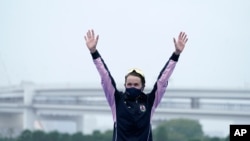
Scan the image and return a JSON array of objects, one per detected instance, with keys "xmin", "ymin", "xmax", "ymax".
[
  {"xmin": 31, "ymin": 95, "xmax": 250, "ymax": 112},
  {"xmin": 158, "ymin": 98, "xmax": 250, "ymax": 111},
  {"xmin": 0, "ymin": 88, "xmax": 24, "ymax": 104},
  {"xmin": 1, "ymin": 87, "xmax": 250, "ymax": 112}
]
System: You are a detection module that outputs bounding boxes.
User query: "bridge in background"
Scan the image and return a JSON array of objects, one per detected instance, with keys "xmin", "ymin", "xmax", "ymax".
[{"xmin": 1, "ymin": 82, "xmax": 250, "ymax": 136}]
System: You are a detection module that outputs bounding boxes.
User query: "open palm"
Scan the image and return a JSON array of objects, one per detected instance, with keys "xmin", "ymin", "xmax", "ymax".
[
  {"xmin": 84, "ymin": 29, "xmax": 99, "ymax": 53},
  {"xmin": 173, "ymin": 32, "xmax": 188, "ymax": 55}
]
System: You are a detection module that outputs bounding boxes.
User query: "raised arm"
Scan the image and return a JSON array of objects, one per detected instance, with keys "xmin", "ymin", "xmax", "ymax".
[
  {"xmin": 150, "ymin": 32, "xmax": 188, "ymax": 109},
  {"xmin": 84, "ymin": 29, "xmax": 117, "ymax": 107}
]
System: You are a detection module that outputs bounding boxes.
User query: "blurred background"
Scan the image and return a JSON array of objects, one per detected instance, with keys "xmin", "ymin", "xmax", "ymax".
[{"xmin": 0, "ymin": 0, "xmax": 250, "ymax": 141}]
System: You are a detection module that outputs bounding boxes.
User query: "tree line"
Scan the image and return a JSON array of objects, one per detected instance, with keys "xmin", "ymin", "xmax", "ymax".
[{"xmin": 0, "ymin": 118, "xmax": 229, "ymax": 141}]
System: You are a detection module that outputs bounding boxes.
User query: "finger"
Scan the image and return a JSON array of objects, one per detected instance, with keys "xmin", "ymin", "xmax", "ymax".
[
  {"xmin": 87, "ymin": 30, "xmax": 91, "ymax": 38},
  {"xmin": 91, "ymin": 29, "xmax": 95, "ymax": 38},
  {"xmin": 96, "ymin": 35, "xmax": 99, "ymax": 43},
  {"xmin": 173, "ymin": 37, "xmax": 176, "ymax": 45},
  {"xmin": 178, "ymin": 32, "xmax": 182, "ymax": 40},
  {"xmin": 181, "ymin": 32, "xmax": 186, "ymax": 39},
  {"xmin": 183, "ymin": 34, "xmax": 187, "ymax": 41},
  {"xmin": 185, "ymin": 38, "xmax": 188, "ymax": 44},
  {"xmin": 84, "ymin": 36, "xmax": 87, "ymax": 41}
]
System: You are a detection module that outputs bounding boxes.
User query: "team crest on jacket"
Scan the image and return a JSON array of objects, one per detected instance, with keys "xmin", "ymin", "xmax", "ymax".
[{"xmin": 140, "ymin": 104, "xmax": 146, "ymax": 112}]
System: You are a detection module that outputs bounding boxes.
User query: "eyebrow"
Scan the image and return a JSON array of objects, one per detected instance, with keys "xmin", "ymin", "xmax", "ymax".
[{"xmin": 127, "ymin": 82, "xmax": 139, "ymax": 85}]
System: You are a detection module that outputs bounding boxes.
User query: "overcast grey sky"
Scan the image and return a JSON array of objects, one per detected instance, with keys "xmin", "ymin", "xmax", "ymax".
[{"xmin": 1, "ymin": 0, "xmax": 250, "ymax": 89}]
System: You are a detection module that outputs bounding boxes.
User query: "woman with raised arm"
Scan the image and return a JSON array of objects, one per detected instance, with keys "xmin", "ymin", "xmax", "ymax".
[{"xmin": 84, "ymin": 29, "xmax": 188, "ymax": 141}]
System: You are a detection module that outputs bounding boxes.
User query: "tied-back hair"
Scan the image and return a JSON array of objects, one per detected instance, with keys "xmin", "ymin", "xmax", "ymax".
[{"xmin": 125, "ymin": 70, "xmax": 146, "ymax": 87}]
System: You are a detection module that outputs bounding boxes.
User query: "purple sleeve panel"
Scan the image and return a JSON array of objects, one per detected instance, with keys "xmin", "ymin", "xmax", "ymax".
[
  {"xmin": 153, "ymin": 60, "xmax": 176, "ymax": 108},
  {"xmin": 150, "ymin": 52, "xmax": 179, "ymax": 118},
  {"xmin": 92, "ymin": 50, "xmax": 117, "ymax": 121}
]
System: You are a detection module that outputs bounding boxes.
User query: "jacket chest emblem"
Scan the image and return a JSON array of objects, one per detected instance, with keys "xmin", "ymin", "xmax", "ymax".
[{"xmin": 139, "ymin": 104, "xmax": 146, "ymax": 112}]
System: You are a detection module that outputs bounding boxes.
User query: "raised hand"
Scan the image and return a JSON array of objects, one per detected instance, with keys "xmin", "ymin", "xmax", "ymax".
[
  {"xmin": 173, "ymin": 32, "xmax": 188, "ymax": 55},
  {"xmin": 84, "ymin": 29, "xmax": 99, "ymax": 53}
]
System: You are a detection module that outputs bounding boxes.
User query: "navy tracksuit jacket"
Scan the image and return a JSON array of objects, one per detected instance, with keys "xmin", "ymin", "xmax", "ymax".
[{"xmin": 91, "ymin": 50, "xmax": 179, "ymax": 141}]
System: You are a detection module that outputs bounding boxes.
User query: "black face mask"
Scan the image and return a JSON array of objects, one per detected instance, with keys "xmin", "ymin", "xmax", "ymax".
[{"xmin": 125, "ymin": 87, "xmax": 142, "ymax": 99}]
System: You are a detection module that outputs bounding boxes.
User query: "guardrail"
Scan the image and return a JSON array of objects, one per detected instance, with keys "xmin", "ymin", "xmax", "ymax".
[{"xmin": 1, "ymin": 87, "xmax": 250, "ymax": 112}]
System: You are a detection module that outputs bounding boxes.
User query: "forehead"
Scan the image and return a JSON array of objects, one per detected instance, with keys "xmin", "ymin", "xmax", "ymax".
[{"xmin": 126, "ymin": 75, "xmax": 141, "ymax": 84}]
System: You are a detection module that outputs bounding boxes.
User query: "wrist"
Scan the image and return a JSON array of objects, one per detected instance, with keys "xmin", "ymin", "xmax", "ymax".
[
  {"xmin": 170, "ymin": 52, "xmax": 180, "ymax": 61},
  {"xmin": 90, "ymin": 48, "xmax": 97, "ymax": 54},
  {"xmin": 91, "ymin": 50, "xmax": 100, "ymax": 59},
  {"xmin": 174, "ymin": 50, "xmax": 181, "ymax": 55}
]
